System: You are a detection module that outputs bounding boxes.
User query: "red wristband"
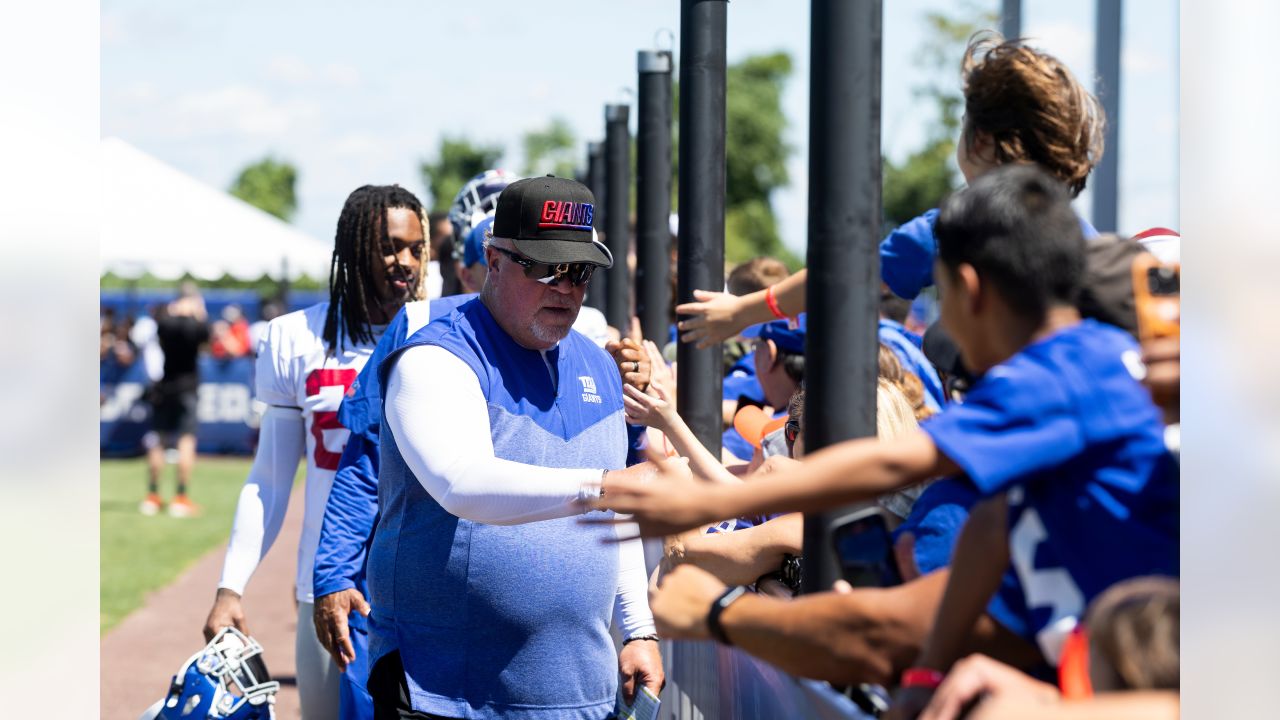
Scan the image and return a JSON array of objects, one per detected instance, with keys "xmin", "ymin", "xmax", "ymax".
[
  {"xmin": 901, "ymin": 667, "xmax": 945, "ymax": 690},
  {"xmin": 765, "ymin": 285, "xmax": 787, "ymax": 320}
]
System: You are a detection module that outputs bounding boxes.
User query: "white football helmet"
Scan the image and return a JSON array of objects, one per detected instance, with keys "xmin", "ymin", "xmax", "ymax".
[
  {"xmin": 138, "ymin": 628, "xmax": 279, "ymax": 720},
  {"xmin": 448, "ymin": 169, "xmax": 520, "ymax": 259}
]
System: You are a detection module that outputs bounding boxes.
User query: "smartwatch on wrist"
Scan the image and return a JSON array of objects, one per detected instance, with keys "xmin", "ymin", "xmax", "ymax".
[{"xmin": 706, "ymin": 585, "xmax": 749, "ymax": 645}]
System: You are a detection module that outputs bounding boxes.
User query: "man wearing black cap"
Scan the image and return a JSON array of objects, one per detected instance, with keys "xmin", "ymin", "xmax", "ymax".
[{"xmin": 365, "ymin": 176, "xmax": 664, "ymax": 719}]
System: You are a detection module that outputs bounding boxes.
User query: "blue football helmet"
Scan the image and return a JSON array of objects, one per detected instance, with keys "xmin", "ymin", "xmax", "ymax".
[
  {"xmin": 139, "ymin": 628, "xmax": 279, "ymax": 720},
  {"xmin": 448, "ymin": 169, "xmax": 519, "ymax": 260}
]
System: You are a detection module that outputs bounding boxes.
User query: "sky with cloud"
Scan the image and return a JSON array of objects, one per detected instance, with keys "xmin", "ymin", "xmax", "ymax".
[{"xmin": 102, "ymin": 0, "xmax": 1177, "ymax": 255}]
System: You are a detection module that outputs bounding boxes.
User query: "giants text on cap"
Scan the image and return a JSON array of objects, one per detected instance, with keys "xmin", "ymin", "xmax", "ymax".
[{"xmin": 539, "ymin": 200, "xmax": 594, "ymax": 231}]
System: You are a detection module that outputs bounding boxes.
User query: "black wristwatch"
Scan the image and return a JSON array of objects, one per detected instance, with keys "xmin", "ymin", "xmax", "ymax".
[
  {"xmin": 754, "ymin": 553, "xmax": 803, "ymax": 596},
  {"xmin": 706, "ymin": 585, "xmax": 749, "ymax": 645}
]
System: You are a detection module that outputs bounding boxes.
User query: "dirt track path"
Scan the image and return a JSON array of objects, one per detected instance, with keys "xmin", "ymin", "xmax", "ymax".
[{"xmin": 102, "ymin": 488, "xmax": 306, "ymax": 719}]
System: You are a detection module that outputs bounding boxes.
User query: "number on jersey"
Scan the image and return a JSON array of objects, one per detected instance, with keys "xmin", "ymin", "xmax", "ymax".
[{"xmin": 304, "ymin": 368, "xmax": 358, "ymax": 471}]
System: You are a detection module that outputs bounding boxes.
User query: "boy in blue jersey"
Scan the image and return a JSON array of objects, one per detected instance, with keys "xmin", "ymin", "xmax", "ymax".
[{"xmin": 595, "ymin": 165, "xmax": 1176, "ymax": 684}]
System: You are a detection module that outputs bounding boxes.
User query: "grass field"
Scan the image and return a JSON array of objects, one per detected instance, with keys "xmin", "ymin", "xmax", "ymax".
[{"xmin": 100, "ymin": 456, "xmax": 256, "ymax": 635}]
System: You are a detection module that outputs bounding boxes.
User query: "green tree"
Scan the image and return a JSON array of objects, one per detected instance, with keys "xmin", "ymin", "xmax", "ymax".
[
  {"xmin": 228, "ymin": 156, "xmax": 298, "ymax": 222},
  {"xmin": 672, "ymin": 52, "xmax": 797, "ymax": 266},
  {"xmin": 420, "ymin": 136, "xmax": 505, "ymax": 213},
  {"xmin": 882, "ymin": 3, "xmax": 996, "ymax": 228},
  {"xmin": 725, "ymin": 52, "xmax": 793, "ymax": 210},
  {"xmin": 522, "ymin": 118, "xmax": 578, "ymax": 179},
  {"xmin": 724, "ymin": 52, "xmax": 795, "ymax": 266}
]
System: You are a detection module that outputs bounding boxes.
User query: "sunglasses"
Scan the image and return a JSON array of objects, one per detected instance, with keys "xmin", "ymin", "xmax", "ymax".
[
  {"xmin": 491, "ymin": 246, "xmax": 597, "ymax": 287},
  {"xmin": 784, "ymin": 420, "xmax": 801, "ymax": 448}
]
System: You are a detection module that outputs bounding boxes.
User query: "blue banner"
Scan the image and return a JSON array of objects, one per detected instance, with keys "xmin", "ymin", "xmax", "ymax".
[{"xmin": 100, "ymin": 355, "xmax": 262, "ymax": 456}]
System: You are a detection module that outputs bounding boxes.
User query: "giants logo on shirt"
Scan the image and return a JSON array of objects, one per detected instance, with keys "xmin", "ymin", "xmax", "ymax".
[{"xmin": 578, "ymin": 375, "xmax": 601, "ymax": 404}]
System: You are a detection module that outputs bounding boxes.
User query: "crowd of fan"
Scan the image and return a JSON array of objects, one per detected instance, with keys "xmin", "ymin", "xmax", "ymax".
[
  {"xmin": 100, "ymin": 290, "xmax": 285, "ymax": 376},
  {"xmin": 579, "ymin": 32, "xmax": 1180, "ymax": 720}
]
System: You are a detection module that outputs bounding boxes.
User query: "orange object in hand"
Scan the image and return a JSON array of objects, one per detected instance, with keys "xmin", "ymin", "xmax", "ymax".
[{"xmin": 1131, "ymin": 253, "xmax": 1180, "ymax": 341}]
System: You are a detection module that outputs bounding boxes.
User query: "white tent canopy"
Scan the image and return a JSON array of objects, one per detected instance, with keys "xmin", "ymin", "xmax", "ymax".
[{"xmin": 101, "ymin": 137, "xmax": 332, "ymax": 281}]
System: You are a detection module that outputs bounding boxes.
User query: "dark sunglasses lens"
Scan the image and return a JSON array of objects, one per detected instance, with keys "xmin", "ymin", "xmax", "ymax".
[
  {"xmin": 569, "ymin": 264, "xmax": 595, "ymax": 286},
  {"xmin": 532, "ymin": 262, "xmax": 595, "ymax": 286},
  {"xmin": 785, "ymin": 422, "xmax": 800, "ymax": 444}
]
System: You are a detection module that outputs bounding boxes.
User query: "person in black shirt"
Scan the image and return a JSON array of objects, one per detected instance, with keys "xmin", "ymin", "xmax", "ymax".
[{"xmin": 141, "ymin": 282, "xmax": 210, "ymax": 517}]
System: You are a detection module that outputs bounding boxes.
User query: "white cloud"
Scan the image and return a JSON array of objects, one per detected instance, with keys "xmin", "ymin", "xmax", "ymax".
[
  {"xmin": 122, "ymin": 81, "xmax": 157, "ymax": 104},
  {"xmin": 330, "ymin": 132, "xmax": 382, "ymax": 157},
  {"xmin": 170, "ymin": 85, "xmax": 317, "ymax": 138},
  {"xmin": 98, "ymin": 7, "xmax": 189, "ymax": 49},
  {"xmin": 265, "ymin": 56, "xmax": 360, "ymax": 88},
  {"xmin": 325, "ymin": 63, "xmax": 361, "ymax": 87},
  {"xmin": 266, "ymin": 55, "xmax": 312, "ymax": 84},
  {"xmin": 525, "ymin": 80, "xmax": 551, "ymax": 102}
]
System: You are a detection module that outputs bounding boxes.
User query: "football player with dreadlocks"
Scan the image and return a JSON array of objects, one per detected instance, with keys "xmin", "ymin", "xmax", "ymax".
[{"xmin": 202, "ymin": 184, "xmax": 428, "ymax": 720}]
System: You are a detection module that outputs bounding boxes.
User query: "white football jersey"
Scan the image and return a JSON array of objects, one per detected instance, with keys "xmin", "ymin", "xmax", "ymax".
[{"xmin": 254, "ymin": 302, "xmax": 378, "ymax": 602}]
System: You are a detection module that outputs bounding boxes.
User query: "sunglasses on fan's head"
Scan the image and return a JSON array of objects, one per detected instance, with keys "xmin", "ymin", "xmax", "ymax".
[{"xmin": 490, "ymin": 244, "xmax": 597, "ymax": 287}]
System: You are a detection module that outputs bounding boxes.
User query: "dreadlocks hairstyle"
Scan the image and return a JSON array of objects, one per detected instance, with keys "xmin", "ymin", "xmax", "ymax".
[{"xmin": 322, "ymin": 184, "xmax": 426, "ymax": 353}]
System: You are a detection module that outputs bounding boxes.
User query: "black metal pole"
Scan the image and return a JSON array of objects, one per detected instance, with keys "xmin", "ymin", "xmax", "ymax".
[
  {"xmin": 802, "ymin": 0, "xmax": 882, "ymax": 594},
  {"xmin": 604, "ymin": 104, "xmax": 633, "ymax": 331},
  {"xmin": 1093, "ymin": 0, "xmax": 1122, "ymax": 233},
  {"xmin": 1001, "ymin": 0, "xmax": 1021, "ymax": 40},
  {"xmin": 585, "ymin": 141, "xmax": 608, "ymax": 314},
  {"xmin": 677, "ymin": 0, "xmax": 727, "ymax": 457},
  {"xmin": 637, "ymin": 50, "xmax": 674, "ymax": 345}
]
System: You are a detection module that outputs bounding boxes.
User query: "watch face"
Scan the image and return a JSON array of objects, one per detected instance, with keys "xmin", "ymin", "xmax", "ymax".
[
  {"xmin": 779, "ymin": 555, "xmax": 802, "ymax": 591},
  {"xmin": 708, "ymin": 585, "xmax": 749, "ymax": 645},
  {"xmin": 717, "ymin": 585, "xmax": 748, "ymax": 610}
]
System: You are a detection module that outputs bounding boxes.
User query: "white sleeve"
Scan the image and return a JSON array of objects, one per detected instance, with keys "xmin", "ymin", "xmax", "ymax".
[
  {"xmin": 217, "ymin": 405, "xmax": 305, "ymax": 594},
  {"xmin": 385, "ymin": 345, "xmax": 602, "ymax": 525},
  {"xmin": 612, "ymin": 526, "xmax": 657, "ymax": 640},
  {"xmin": 255, "ymin": 319, "xmax": 299, "ymax": 408}
]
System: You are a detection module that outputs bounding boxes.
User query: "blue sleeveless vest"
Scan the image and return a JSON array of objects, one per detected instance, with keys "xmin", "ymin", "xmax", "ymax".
[{"xmin": 367, "ymin": 299, "xmax": 626, "ymax": 719}]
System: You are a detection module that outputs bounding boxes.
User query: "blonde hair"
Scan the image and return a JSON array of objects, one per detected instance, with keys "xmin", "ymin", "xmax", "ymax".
[
  {"xmin": 875, "ymin": 378, "xmax": 919, "ymax": 441},
  {"xmin": 875, "ymin": 379, "xmax": 929, "ymax": 519},
  {"xmin": 877, "ymin": 344, "xmax": 937, "ymax": 422}
]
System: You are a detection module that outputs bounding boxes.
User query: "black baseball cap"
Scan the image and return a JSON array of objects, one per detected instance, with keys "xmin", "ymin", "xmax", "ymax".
[
  {"xmin": 492, "ymin": 175, "xmax": 613, "ymax": 268},
  {"xmin": 1077, "ymin": 233, "xmax": 1150, "ymax": 338}
]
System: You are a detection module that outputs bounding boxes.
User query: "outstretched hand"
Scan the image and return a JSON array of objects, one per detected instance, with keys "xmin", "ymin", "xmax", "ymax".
[
  {"xmin": 676, "ymin": 290, "xmax": 749, "ymax": 349},
  {"xmin": 592, "ymin": 457, "xmax": 719, "ymax": 538},
  {"xmin": 649, "ymin": 564, "xmax": 729, "ymax": 640},
  {"xmin": 623, "ymin": 383, "xmax": 675, "ymax": 430}
]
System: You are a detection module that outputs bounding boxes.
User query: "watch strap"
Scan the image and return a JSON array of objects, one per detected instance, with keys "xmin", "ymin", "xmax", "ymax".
[{"xmin": 706, "ymin": 585, "xmax": 749, "ymax": 645}]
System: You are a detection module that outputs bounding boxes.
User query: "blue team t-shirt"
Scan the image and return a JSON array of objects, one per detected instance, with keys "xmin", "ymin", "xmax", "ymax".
[
  {"xmin": 893, "ymin": 478, "xmax": 979, "ymax": 576},
  {"xmin": 723, "ymin": 350, "xmax": 766, "ymax": 405},
  {"xmin": 879, "ymin": 319, "xmax": 945, "ymax": 411},
  {"xmin": 921, "ymin": 319, "xmax": 1177, "ymax": 663},
  {"xmin": 880, "ymin": 209, "xmax": 1099, "ymax": 300}
]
